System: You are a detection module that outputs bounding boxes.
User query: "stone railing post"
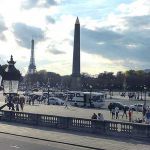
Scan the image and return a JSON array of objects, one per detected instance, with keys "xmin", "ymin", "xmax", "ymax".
[
  {"xmin": 57, "ymin": 116, "xmax": 69, "ymax": 129},
  {"xmin": 91, "ymin": 119, "xmax": 105, "ymax": 134},
  {"xmin": 3, "ymin": 111, "xmax": 12, "ymax": 121}
]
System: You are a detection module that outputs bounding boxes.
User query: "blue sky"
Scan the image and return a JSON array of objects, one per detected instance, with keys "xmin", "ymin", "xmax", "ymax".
[{"xmin": 0, "ymin": 0, "xmax": 149, "ymax": 75}]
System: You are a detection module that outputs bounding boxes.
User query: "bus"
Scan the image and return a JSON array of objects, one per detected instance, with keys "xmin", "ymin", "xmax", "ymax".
[{"xmin": 66, "ymin": 91, "xmax": 105, "ymax": 108}]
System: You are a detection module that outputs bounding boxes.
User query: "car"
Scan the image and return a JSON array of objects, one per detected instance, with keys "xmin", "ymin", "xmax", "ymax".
[
  {"xmin": 47, "ymin": 97, "xmax": 64, "ymax": 105},
  {"xmin": 32, "ymin": 88, "xmax": 39, "ymax": 92},
  {"xmin": 130, "ymin": 104, "xmax": 143, "ymax": 112},
  {"xmin": 108, "ymin": 102, "xmax": 129, "ymax": 110}
]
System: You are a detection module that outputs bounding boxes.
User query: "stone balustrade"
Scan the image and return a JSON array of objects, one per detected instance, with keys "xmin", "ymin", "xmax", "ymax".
[{"xmin": 0, "ymin": 110, "xmax": 150, "ymax": 139}]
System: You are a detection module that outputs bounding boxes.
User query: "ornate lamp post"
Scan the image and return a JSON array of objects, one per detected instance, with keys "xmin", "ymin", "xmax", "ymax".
[{"xmin": 2, "ymin": 55, "xmax": 21, "ymax": 109}]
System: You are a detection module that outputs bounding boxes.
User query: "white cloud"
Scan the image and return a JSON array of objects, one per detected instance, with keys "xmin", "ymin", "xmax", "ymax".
[{"xmin": 0, "ymin": 0, "xmax": 149, "ymax": 76}]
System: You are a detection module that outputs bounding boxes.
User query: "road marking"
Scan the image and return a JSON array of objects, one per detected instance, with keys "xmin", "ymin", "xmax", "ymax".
[{"xmin": 10, "ymin": 145, "xmax": 20, "ymax": 149}]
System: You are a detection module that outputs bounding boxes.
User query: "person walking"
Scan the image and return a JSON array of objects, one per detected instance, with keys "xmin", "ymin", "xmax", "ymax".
[
  {"xmin": 111, "ymin": 107, "xmax": 115, "ymax": 119},
  {"xmin": 128, "ymin": 109, "xmax": 132, "ymax": 122},
  {"xmin": 122, "ymin": 106, "xmax": 128, "ymax": 119},
  {"xmin": 64, "ymin": 94, "xmax": 69, "ymax": 109},
  {"xmin": 16, "ymin": 103, "xmax": 19, "ymax": 111},
  {"xmin": 115, "ymin": 107, "xmax": 119, "ymax": 119},
  {"xmin": 20, "ymin": 96, "xmax": 25, "ymax": 111}
]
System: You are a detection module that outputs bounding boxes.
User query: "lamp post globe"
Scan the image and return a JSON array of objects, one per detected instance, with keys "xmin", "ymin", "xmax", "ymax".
[{"xmin": 2, "ymin": 55, "xmax": 21, "ymax": 108}]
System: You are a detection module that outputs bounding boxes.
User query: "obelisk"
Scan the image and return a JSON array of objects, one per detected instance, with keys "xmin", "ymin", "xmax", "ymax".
[{"xmin": 70, "ymin": 17, "xmax": 81, "ymax": 91}]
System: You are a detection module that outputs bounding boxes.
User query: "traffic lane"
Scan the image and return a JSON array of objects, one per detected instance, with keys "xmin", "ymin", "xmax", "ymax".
[{"xmin": 0, "ymin": 133, "xmax": 92, "ymax": 150}]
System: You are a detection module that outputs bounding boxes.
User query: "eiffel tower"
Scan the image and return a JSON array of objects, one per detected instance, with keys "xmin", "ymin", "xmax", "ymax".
[{"xmin": 28, "ymin": 39, "xmax": 36, "ymax": 74}]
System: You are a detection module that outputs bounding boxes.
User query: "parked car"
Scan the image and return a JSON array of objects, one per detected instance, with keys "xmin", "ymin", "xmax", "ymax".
[
  {"xmin": 130, "ymin": 104, "xmax": 143, "ymax": 112},
  {"xmin": 47, "ymin": 97, "xmax": 64, "ymax": 105},
  {"xmin": 108, "ymin": 102, "xmax": 129, "ymax": 110}
]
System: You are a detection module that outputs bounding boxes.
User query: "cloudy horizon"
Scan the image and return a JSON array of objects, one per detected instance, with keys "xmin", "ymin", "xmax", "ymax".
[{"xmin": 0, "ymin": 0, "xmax": 149, "ymax": 75}]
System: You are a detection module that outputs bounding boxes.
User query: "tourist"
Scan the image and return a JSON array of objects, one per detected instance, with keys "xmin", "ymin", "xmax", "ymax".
[
  {"xmin": 91, "ymin": 113, "xmax": 97, "ymax": 120},
  {"xmin": 142, "ymin": 106, "xmax": 147, "ymax": 118},
  {"xmin": 19, "ymin": 96, "xmax": 25, "ymax": 111},
  {"xmin": 122, "ymin": 106, "xmax": 128, "ymax": 119},
  {"xmin": 128, "ymin": 109, "xmax": 132, "ymax": 122},
  {"xmin": 16, "ymin": 103, "xmax": 19, "ymax": 111},
  {"xmin": 111, "ymin": 107, "xmax": 115, "ymax": 119},
  {"xmin": 145, "ymin": 111, "xmax": 150, "ymax": 124},
  {"xmin": 64, "ymin": 94, "xmax": 69, "ymax": 109},
  {"xmin": 108, "ymin": 104, "xmax": 112, "ymax": 114},
  {"xmin": 97, "ymin": 113, "xmax": 104, "ymax": 121},
  {"xmin": 115, "ymin": 107, "xmax": 119, "ymax": 119}
]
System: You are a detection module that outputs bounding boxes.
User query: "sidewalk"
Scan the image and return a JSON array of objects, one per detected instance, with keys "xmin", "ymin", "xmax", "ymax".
[{"xmin": 0, "ymin": 122, "xmax": 150, "ymax": 150}]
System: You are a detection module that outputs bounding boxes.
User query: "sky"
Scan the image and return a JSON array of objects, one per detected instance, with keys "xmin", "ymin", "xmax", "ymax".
[{"xmin": 0, "ymin": 0, "xmax": 150, "ymax": 76}]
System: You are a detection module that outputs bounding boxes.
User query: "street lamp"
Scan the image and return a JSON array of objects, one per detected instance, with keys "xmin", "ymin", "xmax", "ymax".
[
  {"xmin": 142, "ymin": 85, "xmax": 147, "ymax": 118},
  {"xmin": 2, "ymin": 55, "xmax": 21, "ymax": 109},
  {"xmin": 89, "ymin": 85, "xmax": 92, "ymax": 107},
  {"xmin": 47, "ymin": 78, "xmax": 50, "ymax": 104},
  {"xmin": 140, "ymin": 86, "xmax": 143, "ymax": 100},
  {"xmin": 144, "ymin": 86, "xmax": 147, "ymax": 108}
]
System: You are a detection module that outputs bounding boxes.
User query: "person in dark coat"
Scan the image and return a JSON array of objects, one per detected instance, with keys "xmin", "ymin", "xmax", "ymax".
[{"xmin": 91, "ymin": 113, "xmax": 97, "ymax": 119}]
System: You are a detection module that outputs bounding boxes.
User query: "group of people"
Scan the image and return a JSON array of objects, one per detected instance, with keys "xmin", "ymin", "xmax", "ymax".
[
  {"xmin": 6, "ymin": 94, "xmax": 25, "ymax": 111},
  {"xmin": 120, "ymin": 92, "xmax": 150, "ymax": 101},
  {"xmin": 109, "ymin": 106, "xmax": 133, "ymax": 122},
  {"xmin": 91, "ymin": 113, "xmax": 104, "ymax": 121}
]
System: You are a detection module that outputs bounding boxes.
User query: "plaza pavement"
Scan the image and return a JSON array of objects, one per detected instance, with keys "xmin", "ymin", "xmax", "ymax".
[
  {"xmin": 0, "ymin": 92, "xmax": 146, "ymax": 122},
  {"xmin": 0, "ymin": 122, "xmax": 150, "ymax": 150}
]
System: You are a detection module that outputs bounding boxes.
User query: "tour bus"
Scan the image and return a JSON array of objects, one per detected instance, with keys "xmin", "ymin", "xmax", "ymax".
[{"xmin": 66, "ymin": 91, "xmax": 105, "ymax": 108}]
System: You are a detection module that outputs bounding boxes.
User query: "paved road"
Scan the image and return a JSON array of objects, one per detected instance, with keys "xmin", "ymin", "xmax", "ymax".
[{"xmin": 0, "ymin": 132, "xmax": 93, "ymax": 150}]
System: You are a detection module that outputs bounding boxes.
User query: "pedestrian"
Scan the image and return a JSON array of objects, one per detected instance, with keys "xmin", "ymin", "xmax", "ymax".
[
  {"xmin": 20, "ymin": 96, "xmax": 25, "ymax": 111},
  {"xmin": 142, "ymin": 106, "xmax": 147, "ymax": 117},
  {"xmin": 91, "ymin": 113, "xmax": 97, "ymax": 120},
  {"xmin": 64, "ymin": 94, "xmax": 69, "ymax": 109},
  {"xmin": 108, "ymin": 104, "xmax": 112, "ymax": 114},
  {"xmin": 111, "ymin": 107, "xmax": 115, "ymax": 119},
  {"xmin": 97, "ymin": 113, "xmax": 104, "ymax": 121},
  {"xmin": 145, "ymin": 111, "xmax": 150, "ymax": 124},
  {"xmin": 128, "ymin": 109, "xmax": 132, "ymax": 122},
  {"xmin": 16, "ymin": 103, "xmax": 19, "ymax": 111},
  {"xmin": 115, "ymin": 107, "xmax": 119, "ymax": 119},
  {"xmin": 122, "ymin": 106, "xmax": 128, "ymax": 119}
]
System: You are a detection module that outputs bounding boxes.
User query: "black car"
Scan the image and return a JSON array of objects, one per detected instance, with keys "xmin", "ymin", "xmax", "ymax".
[{"xmin": 108, "ymin": 102, "xmax": 129, "ymax": 110}]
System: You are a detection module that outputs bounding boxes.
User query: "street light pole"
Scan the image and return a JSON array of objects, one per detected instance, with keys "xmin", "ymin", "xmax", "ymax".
[
  {"xmin": 47, "ymin": 78, "xmax": 50, "ymax": 104},
  {"xmin": 2, "ymin": 55, "xmax": 21, "ymax": 110},
  {"xmin": 144, "ymin": 86, "xmax": 147, "ymax": 108},
  {"xmin": 143, "ymin": 86, "xmax": 147, "ymax": 118},
  {"xmin": 89, "ymin": 85, "xmax": 92, "ymax": 107},
  {"xmin": 140, "ymin": 86, "xmax": 143, "ymax": 100}
]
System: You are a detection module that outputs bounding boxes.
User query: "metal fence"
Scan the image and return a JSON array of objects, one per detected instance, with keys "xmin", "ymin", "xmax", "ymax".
[{"xmin": 0, "ymin": 110, "xmax": 150, "ymax": 139}]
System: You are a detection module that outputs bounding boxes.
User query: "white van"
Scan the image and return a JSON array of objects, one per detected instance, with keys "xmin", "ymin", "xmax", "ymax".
[{"xmin": 66, "ymin": 91, "xmax": 105, "ymax": 108}]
